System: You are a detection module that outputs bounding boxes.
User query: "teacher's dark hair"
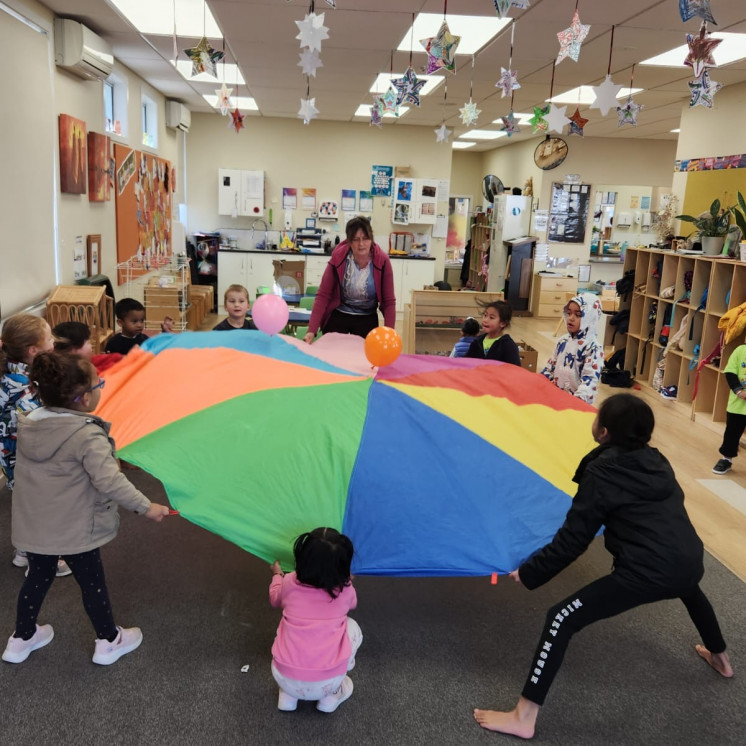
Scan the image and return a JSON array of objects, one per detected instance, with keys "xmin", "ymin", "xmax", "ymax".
[
  {"xmin": 345, "ymin": 215, "xmax": 374, "ymax": 243},
  {"xmin": 597, "ymin": 393, "xmax": 654, "ymax": 450}
]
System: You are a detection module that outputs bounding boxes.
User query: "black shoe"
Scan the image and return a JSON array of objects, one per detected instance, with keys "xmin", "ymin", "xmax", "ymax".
[{"xmin": 712, "ymin": 458, "xmax": 732, "ymax": 475}]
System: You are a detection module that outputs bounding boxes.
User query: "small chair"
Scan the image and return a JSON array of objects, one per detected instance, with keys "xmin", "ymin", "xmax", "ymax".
[
  {"xmin": 306, "ymin": 285, "xmax": 319, "ymax": 296},
  {"xmin": 295, "ymin": 325, "xmax": 309, "ymax": 339},
  {"xmin": 256, "ymin": 286, "xmax": 271, "ymax": 297},
  {"xmin": 299, "ymin": 296, "xmax": 315, "ymax": 310}
]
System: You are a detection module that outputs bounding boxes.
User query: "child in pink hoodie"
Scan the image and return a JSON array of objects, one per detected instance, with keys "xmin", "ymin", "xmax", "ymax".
[{"xmin": 269, "ymin": 527, "xmax": 362, "ymax": 713}]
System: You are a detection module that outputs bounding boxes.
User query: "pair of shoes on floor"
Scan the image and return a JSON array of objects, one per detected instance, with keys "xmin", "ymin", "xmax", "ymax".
[
  {"xmin": 660, "ymin": 385, "xmax": 678, "ymax": 400},
  {"xmin": 712, "ymin": 458, "xmax": 732, "ymax": 475},
  {"xmin": 11, "ymin": 549, "xmax": 28, "ymax": 568},
  {"xmin": 317, "ymin": 676, "xmax": 354, "ymax": 713},
  {"xmin": 92, "ymin": 626, "xmax": 143, "ymax": 665},
  {"xmin": 2, "ymin": 624, "xmax": 54, "ymax": 663},
  {"xmin": 277, "ymin": 690, "xmax": 298, "ymax": 711},
  {"xmin": 23, "ymin": 558, "xmax": 72, "ymax": 578}
]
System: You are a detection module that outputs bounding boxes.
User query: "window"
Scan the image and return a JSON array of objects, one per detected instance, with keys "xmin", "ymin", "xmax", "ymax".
[
  {"xmin": 141, "ymin": 91, "xmax": 157, "ymax": 149},
  {"xmin": 103, "ymin": 73, "xmax": 127, "ymax": 137}
]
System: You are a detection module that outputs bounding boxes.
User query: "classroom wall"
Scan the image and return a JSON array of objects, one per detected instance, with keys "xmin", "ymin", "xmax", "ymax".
[
  {"xmin": 449, "ymin": 151, "xmax": 482, "ymax": 205},
  {"xmin": 185, "ymin": 115, "xmax": 453, "ymax": 277}
]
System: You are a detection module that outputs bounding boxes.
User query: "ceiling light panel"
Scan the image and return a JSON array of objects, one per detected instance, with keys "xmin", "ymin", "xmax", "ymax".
[
  {"xmin": 549, "ymin": 86, "xmax": 643, "ymax": 105},
  {"xmin": 452, "ymin": 141, "xmax": 476, "ymax": 149},
  {"xmin": 458, "ymin": 130, "xmax": 506, "ymax": 140},
  {"xmin": 641, "ymin": 33, "xmax": 746, "ymax": 68},
  {"xmin": 203, "ymin": 95, "xmax": 258, "ymax": 111},
  {"xmin": 175, "ymin": 60, "xmax": 244, "ymax": 85},
  {"xmin": 369, "ymin": 73, "xmax": 443, "ymax": 96},
  {"xmin": 396, "ymin": 13, "xmax": 510, "ymax": 56}
]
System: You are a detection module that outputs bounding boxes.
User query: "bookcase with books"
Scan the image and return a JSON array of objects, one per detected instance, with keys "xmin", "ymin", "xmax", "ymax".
[
  {"xmin": 468, "ymin": 214, "xmax": 491, "ymax": 291},
  {"xmin": 620, "ymin": 247, "xmax": 745, "ymax": 423}
]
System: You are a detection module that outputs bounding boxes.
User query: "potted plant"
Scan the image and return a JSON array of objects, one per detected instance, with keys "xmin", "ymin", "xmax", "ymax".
[
  {"xmin": 676, "ymin": 199, "xmax": 731, "ymax": 255},
  {"xmin": 729, "ymin": 192, "xmax": 746, "ymax": 261}
]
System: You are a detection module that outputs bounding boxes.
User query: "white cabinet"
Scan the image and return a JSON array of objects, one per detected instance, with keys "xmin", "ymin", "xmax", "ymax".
[
  {"xmin": 305, "ymin": 256, "xmax": 328, "ymax": 288},
  {"xmin": 391, "ymin": 259, "xmax": 435, "ymax": 312},
  {"xmin": 246, "ymin": 253, "xmax": 277, "ymax": 299},
  {"xmin": 218, "ymin": 169, "xmax": 265, "ymax": 217},
  {"xmin": 218, "ymin": 252, "xmax": 276, "ymax": 301}
]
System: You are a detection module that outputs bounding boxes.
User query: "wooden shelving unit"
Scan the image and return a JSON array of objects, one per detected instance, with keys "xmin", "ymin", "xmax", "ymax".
[
  {"xmin": 620, "ymin": 247, "xmax": 744, "ymax": 423},
  {"xmin": 468, "ymin": 214, "xmax": 490, "ymax": 291},
  {"xmin": 403, "ymin": 290, "xmax": 503, "ymax": 355}
]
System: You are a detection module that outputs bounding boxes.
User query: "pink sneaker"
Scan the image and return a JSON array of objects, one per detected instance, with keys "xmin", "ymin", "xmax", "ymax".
[
  {"xmin": 92, "ymin": 626, "xmax": 142, "ymax": 665},
  {"xmin": 2, "ymin": 624, "xmax": 54, "ymax": 663},
  {"xmin": 317, "ymin": 676, "xmax": 354, "ymax": 713}
]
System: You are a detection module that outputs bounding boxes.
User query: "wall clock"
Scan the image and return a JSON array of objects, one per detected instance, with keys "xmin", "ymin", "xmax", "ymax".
[{"xmin": 534, "ymin": 136, "xmax": 569, "ymax": 171}]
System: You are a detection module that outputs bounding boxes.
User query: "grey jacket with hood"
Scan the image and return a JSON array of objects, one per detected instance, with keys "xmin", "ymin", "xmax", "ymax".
[{"xmin": 12, "ymin": 407, "xmax": 151, "ymax": 555}]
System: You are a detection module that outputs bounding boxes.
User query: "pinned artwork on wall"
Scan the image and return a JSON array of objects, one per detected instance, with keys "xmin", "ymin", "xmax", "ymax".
[
  {"xmin": 548, "ymin": 182, "xmax": 591, "ymax": 243},
  {"xmin": 59, "ymin": 114, "xmax": 87, "ymax": 194},
  {"xmin": 87, "ymin": 132, "xmax": 111, "ymax": 202},
  {"xmin": 318, "ymin": 200, "xmax": 339, "ymax": 220},
  {"xmin": 87, "ymin": 234, "xmax": 101, "ymax": 276},
  {"xmin": 371, "ymin": 164, "xmax": 393, "ymax": 197}
]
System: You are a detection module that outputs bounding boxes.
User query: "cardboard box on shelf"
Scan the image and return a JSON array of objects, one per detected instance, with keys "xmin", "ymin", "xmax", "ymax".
[
  {"xmin": 516, "ymin": 340, "xmax": 539, "ymax": 371},
  {"xmin": 273, "ymin": 259, "xmax": 305, "ymax": 294}
]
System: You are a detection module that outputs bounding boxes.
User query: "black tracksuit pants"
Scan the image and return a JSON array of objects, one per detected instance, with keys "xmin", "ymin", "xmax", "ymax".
[
  {"xmin": 718, "ymin": 411, "xmax": 746, "ymax": 459},
  {"xmin": 520, "ymin": 573, "xmax": 727, "ymax": 706}
]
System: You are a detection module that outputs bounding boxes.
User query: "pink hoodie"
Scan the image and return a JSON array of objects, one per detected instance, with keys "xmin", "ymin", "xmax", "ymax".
[{"xmin": 269, "ymin": 571, "xmax": 358, "ymax": 681}]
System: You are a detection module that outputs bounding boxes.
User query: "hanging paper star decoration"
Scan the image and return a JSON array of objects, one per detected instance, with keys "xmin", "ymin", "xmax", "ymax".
[
  {"xmin": 215, "ymin": 83, "xmax": 233, "ymax": 116},
  {"xmin": 616, "ymin": 97, "xmax": 643, "ymax": 127},
  {"xmin": 590, "ymin": 75, "xmax": 623, "ymax": 116},
  {"xmin": 298, "ymin": 49, "xmax": 323, "ymax": 77},
  {"xmin": 183, "ymin": 37, "xmax": 224, "ymax": 78},
  {"xmin": 298, "ymin": 97, "xmax": 319, "ymax": 125},
  {"xmin": 370, "ymin": 98, "xmax": 383, "ymax": 128},
  {"xmin": 492, "ymin": 0, "xmax": 531, "ymax": 19},
  {"xmin": 528, "ymin": 105, "xmax": 549, "ymax": 133},
  {"xmin": 295, "ymin": 12, "xmax": 329, "ymax": 53},
  {"xmin": 544, "ymin": 103, "xmax": 571, "ymax": 134},
  {"xmin": 459, "ymin": 99, "xmax": 481, "ymax": 126},
  {"xmin": 688, "ymin": 68, "xmax": 722, "ymax": 108},
  {"xmin": 495, "ymin": 67, "xmax": 520, "ymax": 98},
  {"xmin": 499, "ymin": 110, "xmax": 520, "ymax": 137},
  {"xmin": 679, "ymin": 0, "xmax": 716, "ymax": 25},
  {"xmin": 228, "ymin": 108, "xmax": 245, "ymax": 134},
  {"xmin": 380, "ymin": 87, "xmax": 400, "ymax": 116},
  {"xmin": 421, "ymin": 20, "xmax": 461, "ymax": 74},
  {"xmin": 323, "ymin": 0, "xmax": 337, "ymax": 7},
  {"xmin": 684, "ymin": 22, "xmax": 722, "ymax": 78},
  {"xmin": 434, "ymin": 123, "xmax": 453, "ymax": 143},
  {"xmin": 391, "ymin": 67, "xmax": 426, "ymax": 107},
  {"xmin": 556, "ymin": 10, "xmax": 591, "ymax": 64},
  {"xmin": 568, "ymin": 107, "xmax": 588, "ymax": 136}
]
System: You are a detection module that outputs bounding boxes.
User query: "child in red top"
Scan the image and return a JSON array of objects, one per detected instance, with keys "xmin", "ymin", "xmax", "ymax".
[{"xmin": 269, "ymin": 527, "xmax": 362, "ymax": 713}]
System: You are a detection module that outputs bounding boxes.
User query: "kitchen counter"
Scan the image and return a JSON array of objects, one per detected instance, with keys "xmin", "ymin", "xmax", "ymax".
[{"xmin": 218, "ymin": 247, "xmax": 435, "ymax": 259}]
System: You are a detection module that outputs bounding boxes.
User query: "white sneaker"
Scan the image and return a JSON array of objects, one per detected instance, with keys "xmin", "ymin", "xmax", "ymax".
[
  {"xmin": 277, "ymin": 689, "xmax": 298, "ymax": 711},
  {"xmin": 11, "ymin": 550, "xmax": 28, "ymax": 568},
  {"xmin": 56, "ymin": 559, "xmax": 72, "ymax": 577},
  {"xmin": 316, "ymin": 676, "xmax": 354, "ymax": 713},
  {"xmin": 92, "ymin": 626, "xmax": 143, "ymax": 665},
  {"xmin": 2, "ymin": 624, "xmax": 54, "ymax": 663}
]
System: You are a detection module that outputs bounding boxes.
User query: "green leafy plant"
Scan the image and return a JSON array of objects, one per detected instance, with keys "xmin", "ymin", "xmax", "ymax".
[
  {"xmin": 728, "ymin": 191, "xmax": 746, "ymax": 237},
  {"xmin": 676, "ymin": 199, "xmax": 731, "ymax": 237}
]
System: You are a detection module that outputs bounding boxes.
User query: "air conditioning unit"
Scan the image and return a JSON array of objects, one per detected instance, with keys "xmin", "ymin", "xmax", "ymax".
[
  {"xmin": 54, "ymin": 19, "xmax": 114, "ymax": 81},
  {"xmin": 166, "ymin": 101, "xmax": 191, "ymax": 133}
]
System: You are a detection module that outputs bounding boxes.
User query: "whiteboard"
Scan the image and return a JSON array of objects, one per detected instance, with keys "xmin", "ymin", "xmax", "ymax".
[{"xmin": 0, "ymin": 8, "xmax": 56, "ymax": 318}]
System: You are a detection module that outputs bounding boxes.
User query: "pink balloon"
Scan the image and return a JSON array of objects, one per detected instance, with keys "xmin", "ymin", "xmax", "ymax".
[{"xmin": 251, "ymin": 293, "xmax": 289, "ymax": 336}]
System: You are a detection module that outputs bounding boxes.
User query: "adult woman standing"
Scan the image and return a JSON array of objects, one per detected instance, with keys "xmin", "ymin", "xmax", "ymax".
[{"xmin": 303, "ymin": 216, "xmax": 396, "ymax": 343}]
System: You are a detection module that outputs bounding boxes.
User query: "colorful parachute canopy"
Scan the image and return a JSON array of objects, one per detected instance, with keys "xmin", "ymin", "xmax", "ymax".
[{"xmin": 96, "ymin": 332, "xmax": 596, "ymax": 576}]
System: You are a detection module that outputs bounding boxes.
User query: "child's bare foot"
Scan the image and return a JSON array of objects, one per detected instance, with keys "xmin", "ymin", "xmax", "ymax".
[
  {"xmin": 474, "ymin": 697, "xmax": 540, "ymax": 739},
  {"xmin": 695, "ymin": 644, "xmax": 734, "ymax": 678}
]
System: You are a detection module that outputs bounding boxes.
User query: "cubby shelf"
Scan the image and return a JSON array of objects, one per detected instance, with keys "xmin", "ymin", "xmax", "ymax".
[{"xmin": 620, "ymin": 248, "xmax": 742, "ymax": 423}]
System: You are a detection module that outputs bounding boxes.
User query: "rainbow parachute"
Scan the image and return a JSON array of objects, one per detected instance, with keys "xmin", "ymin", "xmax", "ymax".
[{"xmin": 97, "ymin": 332, "xmax": 595, "ymax": 576}]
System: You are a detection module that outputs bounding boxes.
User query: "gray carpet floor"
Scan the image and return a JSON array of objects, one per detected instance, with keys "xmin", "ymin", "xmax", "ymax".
[{"xmin": 0, "ymin": 471, "xmax": 743, "ymax": 746}]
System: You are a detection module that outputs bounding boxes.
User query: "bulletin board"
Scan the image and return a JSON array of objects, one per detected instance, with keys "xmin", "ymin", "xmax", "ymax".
[
  {"xmin": 114, "ymin": 144, "xmax": 172, "ymax": 270},
  {"xmin": 548, "ymin": 182, "xmax": 591, "ymax": 243}
]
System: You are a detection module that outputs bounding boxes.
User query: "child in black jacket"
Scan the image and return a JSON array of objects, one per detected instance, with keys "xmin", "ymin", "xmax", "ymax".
[
  {"xmin": 464, "ymin": 300, "xmax": 521, "ymax": 366},
  {"xmin": 474, "ymin": 393, "xmax": 732, "ymax": 739}
]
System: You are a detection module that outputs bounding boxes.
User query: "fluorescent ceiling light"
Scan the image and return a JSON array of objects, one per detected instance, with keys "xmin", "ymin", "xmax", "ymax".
[
  {"xmin": 176, "ymin": 60, "xmax": 245, "ymax": 85},
  {"xmin": 452, "ymin": 141, "xmax": 476, "ymax": 149},
  {"xmin": 109, "ymin": 0, "xmax": 222, "ymax": 37},
  {"xmin": 203, "ymin": 95, "xmax": 258, "ymax": 111},
  {"xmin": 670, "ymin": 128, "xmax": 680, "ymax": 133},
  {"xmin": 641, "ymin": 33, "xmax": 746, "ymax": 68},
  {"xmin": 354, "ymin": 104, "xmax": 410, "ymax": 119},
  {"xmin": 370, "ymin": 73, "xmax": 443, "ymax": 97},
  {"xmin": 458, "ymin": 129, "xmax": 506, "ymax": 140},
  {"xmin": 397, "ymin": 13, "xmax": 510, "ymax": 55},
  {"xmin": 549, "ymin": 86, "xmax": 642, "ymax": 104},
  {"xmin": 492, "ymin": 112, "xmax": 533, "ymax": 125}
]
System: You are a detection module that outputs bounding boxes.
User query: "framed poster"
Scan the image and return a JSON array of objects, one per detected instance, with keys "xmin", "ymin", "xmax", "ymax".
[
  {"xmin": 73, "ymin": 235, "xmax": 87, "ymax": 279},
  {"xmin": 59, "ymin": 114, "xmax": 87, "ymax": 194},
  {"xmin": 548, "ymin": 182, "xmax": 591, "ymax": 243},
  {"xmin": 87, "ymin": 234, "xmax": 101, "ymax": 276}
]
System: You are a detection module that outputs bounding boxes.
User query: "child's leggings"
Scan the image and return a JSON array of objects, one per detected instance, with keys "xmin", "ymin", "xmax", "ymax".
[
  {"xmin": 520, "ymin": 573, "xmax": 727, "ymax": 706},
  {"xmin": 719, "ymin": 411, "xmax": 746, "ymax": 459},
  {"xmin": 14, "ymin": 549, "xmax": 118, "ymax": 642}
]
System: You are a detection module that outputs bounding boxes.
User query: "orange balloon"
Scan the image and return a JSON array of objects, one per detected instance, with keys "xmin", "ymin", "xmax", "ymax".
[{"xmin": 364, "ymin": 326, "xmax": 402, "ymax": 368}]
